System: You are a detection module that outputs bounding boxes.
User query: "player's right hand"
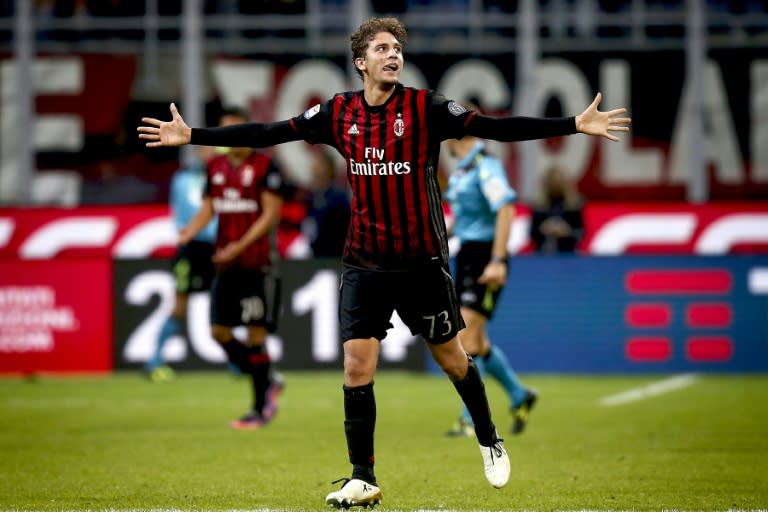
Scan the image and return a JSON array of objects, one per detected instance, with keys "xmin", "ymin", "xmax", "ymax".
[
  {"xmin": 137, "ymin": 103, "xmax": 193, "ymax": 148},
  {"xmin": 178, "ymin": 227, "xmax": 193, "ymax": 246}
]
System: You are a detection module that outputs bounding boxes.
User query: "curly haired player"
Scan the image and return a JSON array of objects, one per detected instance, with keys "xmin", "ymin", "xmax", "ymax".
[{"xmin": 139, "ymin": 16, "xmax": 630, "ymax": 507}]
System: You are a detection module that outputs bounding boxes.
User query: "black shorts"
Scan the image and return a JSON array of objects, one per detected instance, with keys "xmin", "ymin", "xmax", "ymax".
[
  {"xmin": 173, "ymin": 240, "xmax": 215, "ymax": 294},
  {"xmin": 210, "ymin": 265, "xmax": 270, "ymax": 327},
  {"xmin": 455, "ymin": 241, "xmax": 503, "ymax": 319},
  {"xmin": 340, "ymin": 262, "xmax": 465, "ymax": 344}
]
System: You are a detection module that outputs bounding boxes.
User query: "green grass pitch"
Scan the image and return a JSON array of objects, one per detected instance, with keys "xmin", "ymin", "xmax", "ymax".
[{"xmin": 1, "ymin": 371, "xmax": 766, "ymax": 511}]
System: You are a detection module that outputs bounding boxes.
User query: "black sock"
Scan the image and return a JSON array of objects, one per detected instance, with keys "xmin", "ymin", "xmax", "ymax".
[
  {"xmin": 247, "ymin": 344, "xmax": 271, "ymax": 413},
  {"xmin": 453, "ymin": 357, "xmax": 497, "ymax": 446},
  {"xmin": 344, "ymin": 382, "xmax": 377, "ymax": 485},
  {"xmin": 221, "ymin": 338, "xmax": 253, "ymax": 374}
]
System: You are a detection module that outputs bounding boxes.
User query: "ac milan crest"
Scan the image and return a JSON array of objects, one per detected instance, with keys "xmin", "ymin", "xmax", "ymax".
[{"xmin": 394, "ymin": 113, "xmax": 405, "ymax": 137}]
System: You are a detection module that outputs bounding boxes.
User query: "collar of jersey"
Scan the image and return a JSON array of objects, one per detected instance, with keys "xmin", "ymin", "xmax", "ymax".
[{"xmin": 360, "ymin": 83, "xmax": 404, "ymax": 112}]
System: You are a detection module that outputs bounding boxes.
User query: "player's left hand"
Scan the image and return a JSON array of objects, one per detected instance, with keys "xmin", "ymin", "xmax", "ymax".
[
  {"xmin": 478, "ymin": 261, "xmax": 507, "ymax": 288},
  {"xmin": 575, "ymin": 92, "xmax": 632, "ymax": 142},
  {"xmin": 178, "ymin": 226, "xmax": 195, "ymax": 246}
]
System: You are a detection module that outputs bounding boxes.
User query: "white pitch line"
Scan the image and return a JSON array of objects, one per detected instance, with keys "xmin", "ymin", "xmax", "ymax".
[{"xmin": 599, "ymin": 373, "xmax": 699, "ymax": 407}]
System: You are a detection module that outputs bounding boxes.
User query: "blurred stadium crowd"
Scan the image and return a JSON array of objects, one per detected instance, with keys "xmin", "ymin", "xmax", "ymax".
[{"xmin": 2, "ymin": 0, "xmax": 767, "ymax": 43}]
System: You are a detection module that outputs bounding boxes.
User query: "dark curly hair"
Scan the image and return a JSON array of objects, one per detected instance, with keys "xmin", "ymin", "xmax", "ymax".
[{"xmin": 350, "ymin": 17, "xmax": 408, "ymax": 80}]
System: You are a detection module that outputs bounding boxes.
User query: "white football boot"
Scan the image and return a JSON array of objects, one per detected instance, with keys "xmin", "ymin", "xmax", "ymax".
[
  {"xmin": 479, "ymin": 438, "xmax": 511, "ymax": 488},
  {"xmin": 325, "ymin": 478, "xmax": 382, "ymax": 509}
]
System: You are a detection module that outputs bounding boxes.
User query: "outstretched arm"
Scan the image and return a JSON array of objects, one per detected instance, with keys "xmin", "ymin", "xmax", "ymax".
[
  {"xmin": 138, "ymin": 103, "xmax": 301, "ymax": 149},
  {"xmin": 574, "ymin": 92, "xmax": 631, "ymax": 142},
  {"xmin": 465, "ymin": 92, "xmax": 631, "ymax": 143}
]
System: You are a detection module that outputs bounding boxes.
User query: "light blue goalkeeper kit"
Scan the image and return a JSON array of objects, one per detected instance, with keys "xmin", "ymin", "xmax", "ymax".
[
  {"xmin": 170, "ymin": 160, "xmax": 217, "ymax": 242},
  {"xmin": 446, "ymin": 141, "xmax": 516, "ymax": 243},
  {"xmin": 145, "ymin": 160, "xmax": 218, "ymax": 375},
  {"xmin": 445, "ymin": 141, "xmax": 528, "ymax": 418}
]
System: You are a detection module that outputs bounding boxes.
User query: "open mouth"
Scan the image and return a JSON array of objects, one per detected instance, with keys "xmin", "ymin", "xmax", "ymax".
[{"xmin": 384, "ymin": 64, "xmax": 399, "ymax": 72}]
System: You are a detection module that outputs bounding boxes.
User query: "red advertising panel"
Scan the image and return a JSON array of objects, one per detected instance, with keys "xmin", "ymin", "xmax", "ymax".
[
  {"xmin": 0, "ymin": 260, "xmax": 112, "ymax": 374},
  {"xmin": 582, "ymin": 202, "xmax": 768, "ymax": 255},
  {"xmin": 3, "ymin": 203, "xmax": 768, "ymax": 261},
  {"xmin": 0, "ymin": 205, "xmax": 176, "ymax": 260}
]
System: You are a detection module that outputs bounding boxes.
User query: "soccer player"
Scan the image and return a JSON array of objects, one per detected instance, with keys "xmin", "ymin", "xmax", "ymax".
[
  {"xmin": 138, "ymin": 16, "xmax": 630, "ymax": 506},
  {"xmin": 144, "ymin": 146, "xmax": 217, "ymax": 382},
  {"xmin": 444, "ymin": 129, "xmax": 537, "ymax": 437},
  {"xmin": 177, "ymin": 107, "xmax": 285, "ymax": 429}
]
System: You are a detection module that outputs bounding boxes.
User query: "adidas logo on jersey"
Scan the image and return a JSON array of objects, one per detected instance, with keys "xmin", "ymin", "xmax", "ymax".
[{"xmin": 348, "ymin": 124, "xmax": 359, "ymax": 136}]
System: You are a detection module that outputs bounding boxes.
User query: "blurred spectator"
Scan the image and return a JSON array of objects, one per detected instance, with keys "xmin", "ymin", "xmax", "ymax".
[
  {"xmin": 238, "ymin": 0, "xmax": 305, "ymax": 14},
  {"xmin": 482, "ymin": 0, "xmax": 516, "ymax": 36},
  {"xmin": 0, "ymin": 0, "xmax": 9, "ymax": 41},
  {"xmin": 80, "ymin": 158, "xmax": 160, "ymax": 204},
  {"xmin": 156, "ymin": 0, "xmax": 219, "ymax": 15},
  {"xmin": 85, "ymin": 0, "xmax": 145, "ymax": 40},
  {"xmin": 644, "ymin": 0, "xmax": 685, "ymax": 38},
  {"xmin": 483, "ymin": 0, "xmax": 516, "ymax": 12},
  {"xmin": 371, "ymin": 0, "xmax": 407, "ymax": 14},
  {"xmin": 529, "ymin": 165, "xmax": 584, "ymax": 253},
  {"xmin": 34, "ymin": 0, "xmax": 88, "ymax": 42},
  {"xmin": 80, "ymin": 119, "xmax": 164, "ymax": 204},
  {"xmin": 301, "ymin": 148, "xmax": 351, "ymax": 258},
  {"xmin": 239, "ymin": 0, "xmax": 306, "ymax": 38},
  {"xmin": 86, "ymin": 0, "xmax": 144, "ymax": 16},
  {"xmin": 596, "ymin": 0, "xmax": 631, "ymax": 38},
  {"xmin": 408, "ymin": 0, "xmax": 468, "ymax": 9}
]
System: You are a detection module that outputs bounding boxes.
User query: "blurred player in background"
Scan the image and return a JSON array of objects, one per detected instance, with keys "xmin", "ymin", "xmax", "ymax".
[
  {"xmin": 177, "ymin": 107, "xmax": 285, "ymax": 429},
  {"xmin": 302, "ymin": 147, "xmax": 351, "ymax": 258},
  {"xmin": 144, "ymin": 145, "xmax": 217, "ymax": 382},
  {"xmin": 139, "ymin": 16, "xmax": 630, "ymax": 506},
  {"xmin": 444, "ymin": 127, "xmax": 537, "ymax": 438}
]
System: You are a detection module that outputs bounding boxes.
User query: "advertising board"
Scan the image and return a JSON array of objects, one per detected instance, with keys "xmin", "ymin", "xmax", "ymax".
[
  {"xmin": 480, "ymin": 255, "xmax": 768, "ymax": 373},
  {"xmin": 112, "ymin": 259, "xmax": 426, "ymax": 371},
  {"xmin": 0, "ymin": 260, "xmax": 112, "ymax": 373},
  {"xmin": 1, "ymin": 206, "xmax": 765, "ymax": 374}
]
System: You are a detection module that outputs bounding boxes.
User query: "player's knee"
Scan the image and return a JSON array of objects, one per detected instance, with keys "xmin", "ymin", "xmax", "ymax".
[
  {"xmin": 211, "ymin": 326, "xmax": 232, "ymax": 344},
  {"xmin": 343, "ymin": 357, "xmax": 376, "ymax": 384},
  {"xmin": 458, "ymin": 332, "xmax": 483, "ymax": 355},
  {"xmin": 244, "ymin": 326, "xmax": 268, "ymax": 346},
  {"xmin": 428, "ymin": 337, "xmax": 468, "ymax": 379},
  {"xmin": 170, "ymin": 311, "xmax": 186, "ymax": 321},
  {"xmin": 435, "ymin": 353, "xmax": 469, "ymax": 381}
]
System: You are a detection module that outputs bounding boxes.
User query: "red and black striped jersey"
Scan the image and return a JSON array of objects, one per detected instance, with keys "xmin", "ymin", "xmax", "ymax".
[
  {"xmin": 290, "ymin": 84, "xmax": 476, "ymax": 271},
  {"xmin": 204, "ymin": 152, "xmax": 283, "ymax": 269},
  {"xmin": 190, "ymin": 83, "xmax": 576, "ymax": 270}
]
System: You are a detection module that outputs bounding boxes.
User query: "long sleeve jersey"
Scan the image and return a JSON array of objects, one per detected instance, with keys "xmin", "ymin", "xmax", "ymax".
[{"xmin": 191, "ymin": 84, "xmax": 576, "ymax": 270}]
